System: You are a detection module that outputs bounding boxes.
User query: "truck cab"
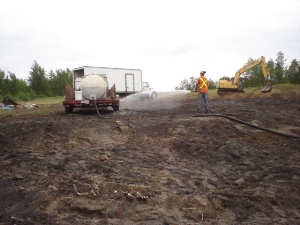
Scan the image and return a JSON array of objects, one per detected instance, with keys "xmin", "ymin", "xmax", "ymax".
[{"xmin": 137, "ymin": 82, "xmax": 157, "ymax": 100}]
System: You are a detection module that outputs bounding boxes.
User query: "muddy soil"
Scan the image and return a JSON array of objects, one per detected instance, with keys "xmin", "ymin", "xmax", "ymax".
[{"xmin": 0, "ymin": 91, "xmax": 300, "ymax": 225}]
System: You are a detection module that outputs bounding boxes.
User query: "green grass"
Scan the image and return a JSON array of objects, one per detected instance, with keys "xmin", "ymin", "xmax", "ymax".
[
  {"xmin": 270, "ymin": 83, "xmax": 300, "ymax": 92},
  {"xmin": 0, "ymin": 96, "xmax": 65, "ymax": 117},
  {"xmin": 244, "ymin": 84, "xmax": 300, "ymax": 95},
  {"xmin": 19, "ymin": 96, "xmax": 64, "ymax": 105}
]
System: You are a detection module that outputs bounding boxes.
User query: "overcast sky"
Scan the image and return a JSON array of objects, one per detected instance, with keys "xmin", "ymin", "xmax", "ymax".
[{"xmin": 1, "ymin": 0, "xmax": 300, "ymax": 91}]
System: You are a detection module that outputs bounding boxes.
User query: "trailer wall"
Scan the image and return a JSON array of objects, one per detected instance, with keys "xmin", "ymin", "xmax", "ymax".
[{"xmin": 73, "ymin": 67, "xmax": 143, "ymax": 96}]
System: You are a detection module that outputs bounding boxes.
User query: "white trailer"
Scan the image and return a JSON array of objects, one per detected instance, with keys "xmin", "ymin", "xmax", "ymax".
[{"xmin": 73, "ymin": 66, "xmax": 143, "ymax": 98}]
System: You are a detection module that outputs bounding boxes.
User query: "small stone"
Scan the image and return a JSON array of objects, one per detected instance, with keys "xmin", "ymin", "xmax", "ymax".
[
  {"xmin": 230, "ymin": 150, "xmax": 241, "ymax": 159},
  {"xmin": 14, "ymin": 174, "xmax": 24, "ymax": 180},
  {"xmin": 49, "ymin": 185, "xmax": 58, "ymax": 191},
  {"xmin": 234, "ymin": 178, "xmax": 245, "ymax": 186},
  {"xmin": 100, "ymin": 156, "xmax": 109, "ymax": 162}
]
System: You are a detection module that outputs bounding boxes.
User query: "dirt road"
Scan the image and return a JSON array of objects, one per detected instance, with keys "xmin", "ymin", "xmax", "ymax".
[{"xmin": 0, "ymin": 91, "xmax": 300, "ymax": 225}]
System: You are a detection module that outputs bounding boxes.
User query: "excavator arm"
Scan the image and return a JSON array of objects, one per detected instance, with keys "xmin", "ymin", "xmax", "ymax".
[
  {"xmin": 233, "ymin": 56, "xmax": 271, "ymax": 92},
  {"xmin": 260, "ymin": 57, "xmax": 272, "ymax": 92}
]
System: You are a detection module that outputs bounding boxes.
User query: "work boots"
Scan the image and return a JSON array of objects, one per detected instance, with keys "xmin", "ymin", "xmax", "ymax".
[
  {"xmin": 197, "ymin": 108, "xmax": 208, "ymax": 113},
  {"xmin": 205, "ymin": 107, "xmax": 209, "ymax": 113}
]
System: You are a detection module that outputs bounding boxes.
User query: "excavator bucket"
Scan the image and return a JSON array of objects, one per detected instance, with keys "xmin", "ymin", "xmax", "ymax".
[{"xmin": 261, "ymin": 81, "xmax": 272, "ymax": 92}]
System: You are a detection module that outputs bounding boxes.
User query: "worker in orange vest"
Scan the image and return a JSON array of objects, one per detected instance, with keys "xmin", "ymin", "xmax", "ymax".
[{"xmin": 195, "ymin": 70, "xmax": 210, "ymax": 113}]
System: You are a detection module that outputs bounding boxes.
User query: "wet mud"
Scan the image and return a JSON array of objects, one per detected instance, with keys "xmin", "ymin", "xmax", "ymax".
[{"xmin": 0, "ymin": 92, "xmax": 300, "ymax": 224}]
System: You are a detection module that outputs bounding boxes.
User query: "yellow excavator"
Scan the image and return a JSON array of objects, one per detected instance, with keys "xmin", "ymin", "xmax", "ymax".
[{"xmin": 217, "ymin": 56, "xmax": 272, "ymax": 96}]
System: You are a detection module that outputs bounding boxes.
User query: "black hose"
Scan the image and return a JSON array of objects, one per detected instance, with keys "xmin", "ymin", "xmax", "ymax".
[
  {"xmin": 192, "ymin": 114, "xmax": 300, "ymax": 139},
  {"xmin": 93, "ymin": 99, "xmax": 108, "ymax": 119}
]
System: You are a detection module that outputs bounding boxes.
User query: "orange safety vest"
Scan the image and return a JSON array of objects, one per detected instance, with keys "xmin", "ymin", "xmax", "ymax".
[{"xmin": 197, "ymin": 76, "xmax": 209, "ymax": 93}]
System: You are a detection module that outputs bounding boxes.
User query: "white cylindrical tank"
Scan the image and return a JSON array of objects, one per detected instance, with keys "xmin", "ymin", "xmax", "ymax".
[{"xmin": 80, "ymin": 74, "xmax": 108, "ymax": 100}]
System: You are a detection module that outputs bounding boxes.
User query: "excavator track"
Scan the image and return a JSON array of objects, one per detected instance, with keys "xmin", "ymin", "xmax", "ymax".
[{"xmin": 217, "ymin": 89, "xmax": 244, "ymax": 96}]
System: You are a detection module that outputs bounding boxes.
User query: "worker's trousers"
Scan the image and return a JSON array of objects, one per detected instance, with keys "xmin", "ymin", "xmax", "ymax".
[{"xmin": 197, "ymin": 92, "xmax": 209, "ymax": 112}]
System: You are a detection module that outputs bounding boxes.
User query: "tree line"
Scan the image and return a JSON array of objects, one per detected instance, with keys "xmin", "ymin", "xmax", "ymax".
[
  {"xmin": 0, "ymin": 61, "xmax": 73, "ymax": 102},
  {"xmin": 176, "ymin": 51, "xmax": 300, "ymax": 90}
]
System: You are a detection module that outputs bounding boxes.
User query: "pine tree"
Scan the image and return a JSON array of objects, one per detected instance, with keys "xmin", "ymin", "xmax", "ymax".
[{"xmin": 28, "ymin": 61, "xmax": 50, "ymax": 97}]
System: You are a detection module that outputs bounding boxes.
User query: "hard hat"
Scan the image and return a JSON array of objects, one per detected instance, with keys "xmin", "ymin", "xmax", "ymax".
[{"xmin": 200, "ymin": 70, "xmax": 206, "ymax": 75}]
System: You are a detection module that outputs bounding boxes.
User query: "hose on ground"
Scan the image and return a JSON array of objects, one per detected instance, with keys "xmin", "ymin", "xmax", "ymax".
[
  {"xmin": 192, "ymin": 114, "xmax": 300, "ymax": 139},
  {"xmin": 93, "ymin": 99, "xmax": 108, "ymax": 119}
]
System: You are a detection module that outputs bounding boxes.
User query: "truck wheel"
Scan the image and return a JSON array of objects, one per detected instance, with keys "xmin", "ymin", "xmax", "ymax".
[
  {"xmin": 112, "ymin": 105, "xmax": 119, "ymax": 111},
  {"xmin": 65, "ymin": 106, "xmax": 74, "ymax": 113},
  {"xmin": 151, "ymin": 92, "xmax": 157, "ymax": 99}
]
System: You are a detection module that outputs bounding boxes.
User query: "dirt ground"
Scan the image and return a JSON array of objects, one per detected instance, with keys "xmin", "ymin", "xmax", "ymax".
[{"xmin": 0, "ymin": 91, "xmax": 300, "ymax": 225}]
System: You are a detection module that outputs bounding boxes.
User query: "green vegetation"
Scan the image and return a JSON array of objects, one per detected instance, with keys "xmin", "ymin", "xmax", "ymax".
[
  {"xmin": 235, "ymin": 84, "xmax": 300, "ymax": 99},
  {"xmin": 19, "ymin": 96, "xmax": 64, "ymax": 105},
  {"xmin": 0, "ymin": 60, "xmax": 72, "ymax": 103},
  {"xmin": 0, "ymin": 96, "xmax": 64, "ymax": 116}
]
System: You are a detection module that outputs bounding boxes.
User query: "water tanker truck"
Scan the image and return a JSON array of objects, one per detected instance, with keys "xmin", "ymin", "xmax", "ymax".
[
  {"xmin": 72, "ymin": 66, "xmax": 158, "ymax": 100},
  {"xmin": 63, "ymin": 73, "xmax": 120, "ymax": 113},
  {"xmin": 63, "ymin": 66, "xmax": 158, "ymax": 113}
]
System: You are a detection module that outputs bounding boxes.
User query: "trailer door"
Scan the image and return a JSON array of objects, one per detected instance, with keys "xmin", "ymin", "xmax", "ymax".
[{"xmin": 125, "ymin": 74, "xmax": 134, "ymax": 92}]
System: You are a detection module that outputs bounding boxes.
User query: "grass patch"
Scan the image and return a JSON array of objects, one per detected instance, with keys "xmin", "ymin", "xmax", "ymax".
[
  {"xmin": 0, "ymin": 104, "xmax": 64, "ymax": 117},
  {"xmin": 245, "ymin": 84, "xmax": 300, "ymax": 94},
  {"xmin": 19, "ymin": 96, "xmax": 64, "ymax": 105},
  {"xmin": 0, "ymin": 96, "xmax": 65, "ymax": 117},
  {"xmin": 271, "ymin": 84, "xmax": 300, "ymax": 92}
]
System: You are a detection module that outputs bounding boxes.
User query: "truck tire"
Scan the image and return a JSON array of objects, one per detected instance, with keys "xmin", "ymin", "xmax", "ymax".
[
  {"xmin": 112, "ymin": 105, "xmax": 119, "ymax": 111},
  {"xmin": 151, "ymin": 92, "xmax": 157, "ymax": 99},
  {"xmin": 65, "ymin": 105, "xmax": 74, "ymax": 113}
]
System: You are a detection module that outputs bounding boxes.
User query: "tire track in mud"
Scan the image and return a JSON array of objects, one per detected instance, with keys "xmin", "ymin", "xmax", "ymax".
[
  {"xmin": 106, "ymin": 115, "xmax": 233, "ymax": 223},
  {"xmin": 154, "ymin": 115, "xmax": 300, "ymax": 224}
]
